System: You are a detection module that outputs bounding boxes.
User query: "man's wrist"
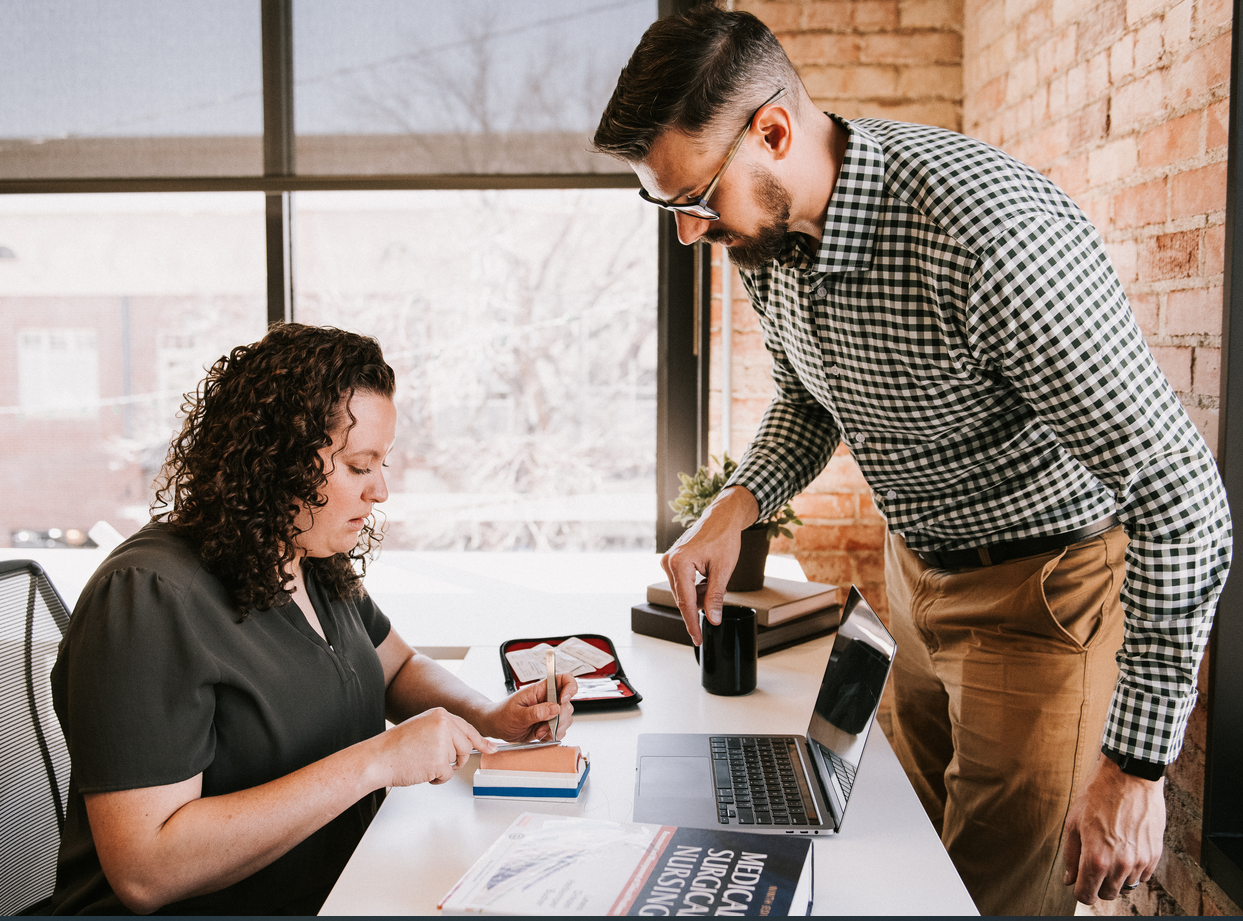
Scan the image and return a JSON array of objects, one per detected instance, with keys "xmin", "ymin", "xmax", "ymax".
[{"xmin": 1101, "ymin": 745, "xmax": 1166, "ymax": 781}]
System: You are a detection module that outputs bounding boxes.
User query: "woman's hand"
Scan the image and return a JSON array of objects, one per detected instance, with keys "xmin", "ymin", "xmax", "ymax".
[
  {"xmin": 374, "ymin": 707, "xmax": 494, "ymax": 787},
  {"xmin": 482, "ymin": 673, "xmax": 578, "ymax": 742}
]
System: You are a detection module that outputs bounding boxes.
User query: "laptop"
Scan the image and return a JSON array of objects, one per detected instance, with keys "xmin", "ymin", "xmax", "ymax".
[{"xmin": 632, "ymin": 586, "xmax": 895, "ymax": 835}]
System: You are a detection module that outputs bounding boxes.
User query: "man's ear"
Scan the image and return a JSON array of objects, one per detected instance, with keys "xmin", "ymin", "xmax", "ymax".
[{"xmin": 755, "ymin": 103, "xmax": 793, "ymax": 161}]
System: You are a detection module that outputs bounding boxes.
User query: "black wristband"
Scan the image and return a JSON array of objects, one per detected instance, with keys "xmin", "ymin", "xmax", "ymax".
[{"xmin": 1102, "ymin": 746, "xmax": 1166, "ymax": 781}]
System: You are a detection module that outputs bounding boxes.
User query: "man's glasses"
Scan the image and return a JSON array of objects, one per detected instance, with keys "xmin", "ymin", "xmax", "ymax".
[{"xmin": 638, "ymin": 87, "xmax": 786, "ymax": 221}]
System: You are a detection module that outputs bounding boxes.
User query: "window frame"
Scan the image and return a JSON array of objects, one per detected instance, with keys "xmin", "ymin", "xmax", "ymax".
[{"xmin": 1206, "ymin": 0, "xmax": 1243, "ymax": 905}]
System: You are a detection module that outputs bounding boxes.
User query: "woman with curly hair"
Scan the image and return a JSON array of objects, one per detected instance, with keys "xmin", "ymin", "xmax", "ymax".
[{"xmin": 48, "ymin": 324, "xmax": 576, "ymax": 915}]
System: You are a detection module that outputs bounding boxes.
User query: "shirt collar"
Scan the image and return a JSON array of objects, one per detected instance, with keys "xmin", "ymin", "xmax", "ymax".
[{"xmin": 773, "ymin": 115, "xmax": 884, "ymax": 276}]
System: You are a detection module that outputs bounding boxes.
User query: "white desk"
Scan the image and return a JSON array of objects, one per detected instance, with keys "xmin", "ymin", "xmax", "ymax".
[
  {"xmin": 320, "ymin": 636, "xmax": 977, "ymax": 916},
  {"xmin": 5, "ymin": 547, "xmax": 975, "ymax": 914}
]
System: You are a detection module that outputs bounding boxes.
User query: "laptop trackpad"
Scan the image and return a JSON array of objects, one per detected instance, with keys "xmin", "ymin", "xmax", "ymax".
[{"xmin": 638, "ymin": 756, "xmax": 711, "ymax": 797}]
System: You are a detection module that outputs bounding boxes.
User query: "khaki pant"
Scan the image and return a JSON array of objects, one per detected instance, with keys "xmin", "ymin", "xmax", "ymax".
[{"xmin": 885, "ymin": 526, "xmax": 1127, "ymax": 916}]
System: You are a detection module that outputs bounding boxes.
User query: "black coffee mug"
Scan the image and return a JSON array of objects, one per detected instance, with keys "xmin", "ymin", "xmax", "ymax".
[{"xmin": 695, "ymin": 605, "xmax": 758, "ymax": 696}]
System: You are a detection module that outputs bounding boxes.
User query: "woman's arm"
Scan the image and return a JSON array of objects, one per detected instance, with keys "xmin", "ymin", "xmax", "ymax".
[
  {"xmin": 86, "ymin": 701, "xmax": 486, "ymax": 914},
  {"xmin": 378, "ymin": 628, "xmax": 576, "ymax": 742}
]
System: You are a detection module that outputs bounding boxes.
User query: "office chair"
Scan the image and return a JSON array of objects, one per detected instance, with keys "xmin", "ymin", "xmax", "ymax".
[{"xmin": 0, "ymin": 560, "xmax": 72, "ymax": 915}]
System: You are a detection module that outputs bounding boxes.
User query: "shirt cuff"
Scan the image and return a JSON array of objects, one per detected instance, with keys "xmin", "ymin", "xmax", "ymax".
[{"xmin": 1100, "ymin": 682, "xmax": 1197, "ymax": 765}]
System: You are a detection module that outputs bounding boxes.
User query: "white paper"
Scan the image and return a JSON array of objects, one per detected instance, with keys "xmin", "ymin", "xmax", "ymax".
[{"xmin": 557, "ymin": 636, "xmax": 615, "ymax": 669}]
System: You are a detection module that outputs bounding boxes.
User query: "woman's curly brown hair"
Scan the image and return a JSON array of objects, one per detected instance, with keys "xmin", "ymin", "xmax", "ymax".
[{"xmin": 152, "ymin": 323, "xmax": 396, "ymax": 613}]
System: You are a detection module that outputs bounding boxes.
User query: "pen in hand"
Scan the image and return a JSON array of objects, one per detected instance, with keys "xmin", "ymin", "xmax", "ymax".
[{"xmin": 545, "ymin": 649, "xmax": 560, "ymax": 740}]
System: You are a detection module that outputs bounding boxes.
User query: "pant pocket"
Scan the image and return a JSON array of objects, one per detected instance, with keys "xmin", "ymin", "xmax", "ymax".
[{"xmin": 1037, "ymin": 527, "xmax": 1126, "ymax": 650}]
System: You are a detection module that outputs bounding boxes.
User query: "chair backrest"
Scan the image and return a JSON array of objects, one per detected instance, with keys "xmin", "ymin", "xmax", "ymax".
[{"xmin": 0, "ymin": 559, "xmax": 72, "ymax": 915}]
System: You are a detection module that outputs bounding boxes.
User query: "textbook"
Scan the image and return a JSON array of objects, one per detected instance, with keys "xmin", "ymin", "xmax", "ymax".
[
  {"xmin": 646, "ymin": 577, "xmax": 838, "ymax": 627},
  {"xmin": 631, "ymin": 602, "xmax": 840, "ymax": 655},
  {"xmin": 437, "ymin": 811, "xmax": 813, "ymax": 916},
  {"xmin": 473, "ymin": 745, "xmax": 590, "ymax": 801}
]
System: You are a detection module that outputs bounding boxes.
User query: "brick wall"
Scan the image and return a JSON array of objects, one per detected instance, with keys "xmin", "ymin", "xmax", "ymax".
[{"xmin": 709, "ymin": 0, "xmax": 1239, "ymax": 913}]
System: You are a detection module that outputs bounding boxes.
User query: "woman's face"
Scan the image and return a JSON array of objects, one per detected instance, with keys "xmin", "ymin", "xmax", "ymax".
[{"xmin": 293, "ymin": 390, "xmax": 397, "ymax": 559}]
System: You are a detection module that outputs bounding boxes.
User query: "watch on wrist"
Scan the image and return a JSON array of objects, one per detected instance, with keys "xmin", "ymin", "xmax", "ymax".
[{"xmin": 1102, "ymin": 746, "xmax": 1166, "ymax": 781}]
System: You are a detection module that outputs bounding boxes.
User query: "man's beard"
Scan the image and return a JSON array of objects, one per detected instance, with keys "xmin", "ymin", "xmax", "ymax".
[{"xmin": 703, "ymin": 163, "xmax": 792, "ymax": 271}]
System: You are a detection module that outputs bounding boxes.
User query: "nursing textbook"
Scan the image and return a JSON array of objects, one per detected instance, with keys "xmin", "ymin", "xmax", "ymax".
[{"xmin": 437, "ymin": 812, "xmax": 813, "ymax": 916}]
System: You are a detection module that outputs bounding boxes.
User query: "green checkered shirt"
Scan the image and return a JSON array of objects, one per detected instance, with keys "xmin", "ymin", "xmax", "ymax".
[{"xmin": 729, "ymin": 115, "xmax": 1232, "ymax": 765}]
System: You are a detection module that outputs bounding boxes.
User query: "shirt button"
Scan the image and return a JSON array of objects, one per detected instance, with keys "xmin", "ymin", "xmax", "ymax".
[
  {"xmin": 814, "ymin": 286, "xmax": 827, "ymax": 298},
  {"xmin": 853, "ymin": 433, "xmax": 866, "ymax": 445},
  {"xmin": 885, "ymin": 489, "xmax": 897, "ymax": 501},
  {"xmin": 828, "ymin": 364, "xmax": 838, "ymax": 376}
]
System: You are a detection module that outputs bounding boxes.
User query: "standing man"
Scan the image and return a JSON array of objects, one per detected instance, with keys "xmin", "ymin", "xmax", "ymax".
[{"xmin": 593, "ymin": 5, "xmax": 1231, "ymax": 916}]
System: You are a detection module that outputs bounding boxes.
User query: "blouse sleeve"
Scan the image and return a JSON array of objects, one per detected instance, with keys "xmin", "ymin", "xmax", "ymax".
[{"xmin": 52, "ymin": 567, "xmax": 221, "ymax": 793}]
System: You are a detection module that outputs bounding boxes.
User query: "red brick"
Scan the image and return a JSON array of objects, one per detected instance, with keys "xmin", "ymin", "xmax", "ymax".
[
  {"xmin": 1014, "ymin": 3, "xmax": 1054, "ymax": 49},
  {"xmin": 1166, "ymin": 285, "xmax": 1223, "ymax": 335},
  {"xmin": 1111, "ymin": 31, "xmax": 1136, "ymax": 82},
  {"xmin": 795, "ymin": 552, "xmax": 855, "ymax": 585},
  {"xmin": 1107, "ymin": 238, "xmax": 1139, "ymax": 284},
  {"xmin": 811, "ymin": 454, "xmax": 871, "ymax": 492},
  {"xmin": 1140, "ymin": 230, "xmax": 1199, "ymax": 281},
  {"xmin": 1204, "ymin": 222, "xmax": 1226, "ymax": 277},
  {"xmin": 1112, "ymin": 70, "xmax": 1166, "ymax": 126},
  {"xmin": 1194, "ymin": 347, "xmax": 1221, "ymax": 396},
  {"xmin": 803, "ymin": 0, "xmax": 853, "ymax": 30},
  {"xmin": 1114, "ymin": 178, "xmax": 1168, "ymax": 228},
  {"xmin": 792, "ymin": 492, "xmax": 857, "ymax": 520},
  {"xmin": 969, "ymin": 0, "xmax": 1007, "ymax": 47},
  {"xmin": 859, "ymin": 492, "xmax": 887, "ymax": 522},
  {"xmin": 1140, "ymin": 111, "xmax": 1203, "ymax": 169},
  {"xmin": 783, "ymin": 32, "xmax": 862, "ymax": 65},
  {"xmin": 1196, "ymin": 0, "xmax": 1232, "ymax": 29},
  {"xmin": 853, "ymin": 0, "xmax": 901, "ymax": 30},
  {"xmin": 900, "ymin": 0, "xmax": 964, "ymax": 29},
  {"xmin": 852, "ymin": 548, "xmax": 888, "ymax": 582},
  {"xmin": 1077, "ymin": 0, "xmax": 1127, "ymax": 56},
  {"xmin": 1127, "ymin": 0, "xmax": 1167, "ymax": 27},
  {"xmin": 1070, "ymin": 98, "xmax": 1110, "ymax": 149},
  {"xmin": 1170, "ymin": 31, "xmax": 1232, "ymax": 104},
  {"xmin": 897, "ymin": 65, "xmax": 963, "ymax": 98},
  {"xmin": 859, "ymin": 32, "xmax": 962, "ymax": 63},
  {"xmin": 1081, "ymin": 194, "xmax": 1111, "ymax": 231},
  {"xmin": 1134, "ymin": 17, "xmax": 1164, "ymax": 68},
  {"xmin": 1151, "ymin": 345, "xmax": 1192, "ymax": 391},
  {"xmin": 974, "ymin": 74, "xmax": 1008, "ymax": 113},
  {"xmin": 1171, "ymin": 161, "xmax": 1228, "ymax": 219},
  {"xmin": 1207, "ymin": 99, "xmax": 1229, "ymax": 150},
  {"xmin": 803, "ymin": 64, "xmax": 901, "ymax": 98},
  {"xmin": 1164, "ymin": 0, "xmax": 1194, "ymax": 49},
  {"xmin": 1130, "ymin": 291, "xmax": 1160, "ymax": 334},
  {"xmin": 737, "ymin": 0, "xmax": 803, "ymax": 32},
  {"xmin": 1089, "ymin": 136, "xmax": 1139, "ymax": 186}
]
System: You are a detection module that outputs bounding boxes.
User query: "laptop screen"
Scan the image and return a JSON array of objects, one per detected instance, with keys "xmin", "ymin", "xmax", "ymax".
[{"xmin": 805, "ymin": 586, "xmax": 895, "ymax": 774}]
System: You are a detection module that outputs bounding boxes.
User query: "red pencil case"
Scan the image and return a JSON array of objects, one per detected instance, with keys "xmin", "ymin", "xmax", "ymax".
[{"xmin": 499, "ymin": 633, "xmax": 642, "ymax": 712}]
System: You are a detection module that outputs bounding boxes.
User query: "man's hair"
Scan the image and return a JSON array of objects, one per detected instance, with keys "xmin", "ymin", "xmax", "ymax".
[
  {"xmin": 152, "ymin": 323, "xmax": 396, "ymax": 613},
  {"xmin": 593, "ymin": 5, "xmax": 803, "ymax": 162}
]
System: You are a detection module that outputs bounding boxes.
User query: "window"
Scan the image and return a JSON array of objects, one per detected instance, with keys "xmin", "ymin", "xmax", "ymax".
[{"xmin": 0, "ymin": 2, "xmax": 706, "ymax": 553}]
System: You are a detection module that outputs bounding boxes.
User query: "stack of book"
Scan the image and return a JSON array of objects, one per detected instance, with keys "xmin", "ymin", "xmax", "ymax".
[{"xmin": 632, "ymin": 576, "xmax": 841, "ymax": 655}]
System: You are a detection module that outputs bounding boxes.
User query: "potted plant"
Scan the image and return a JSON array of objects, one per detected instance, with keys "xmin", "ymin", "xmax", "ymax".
[{"xmin": 669, "ymin": 453, "xmax": 802, "ymax": 592}]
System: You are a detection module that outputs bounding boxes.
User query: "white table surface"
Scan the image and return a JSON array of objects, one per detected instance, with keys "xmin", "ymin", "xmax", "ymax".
[
  {"xmin": 6, "ymin": 546, "xmax": 975, "ymax": 915},
  {"xmin": 320, "ymin": 637, "xmax": 977, "ymax": 916}
]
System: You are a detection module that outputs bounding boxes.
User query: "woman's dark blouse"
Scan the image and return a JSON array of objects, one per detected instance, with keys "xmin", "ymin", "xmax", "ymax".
[{"xmin": 49, "ymin": 523, "xmax": 392, "ymax": 915}]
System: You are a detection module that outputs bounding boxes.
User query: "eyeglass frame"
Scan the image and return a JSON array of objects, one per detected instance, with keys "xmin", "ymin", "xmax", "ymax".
[{"xmin": 637, "ymin": 87, "xmax": 787, "ymax": 221}]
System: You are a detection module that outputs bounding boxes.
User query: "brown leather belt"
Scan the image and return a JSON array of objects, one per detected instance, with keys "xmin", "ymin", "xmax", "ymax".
[{"xmin": 913, "ymin": 515, "xmax": 1121, "ymax": 570}]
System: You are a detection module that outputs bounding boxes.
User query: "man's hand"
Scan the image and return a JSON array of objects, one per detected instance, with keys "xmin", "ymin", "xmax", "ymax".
[
  {"xmin": 1062, "ymin": 753, "xmax": 1165, "ymax": 904},
  {"xmin": 660, "ymin": 485, "xmax": 760, "ymax": 644}
]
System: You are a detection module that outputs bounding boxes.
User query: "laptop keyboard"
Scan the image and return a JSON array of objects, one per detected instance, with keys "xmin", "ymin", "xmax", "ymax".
[
  {"xmin": 710, "ymin": 736, "xmax": 820, "ymax": 826},
  {"xmin": 827, "ymin": 747, "xmax": 857, "ymax": 801}
]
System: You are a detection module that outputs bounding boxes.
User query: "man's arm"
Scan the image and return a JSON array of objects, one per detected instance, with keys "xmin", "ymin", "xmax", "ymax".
[{"xmin": 660, "ymin": 271, "xmax": 841, "ymax": 635}]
